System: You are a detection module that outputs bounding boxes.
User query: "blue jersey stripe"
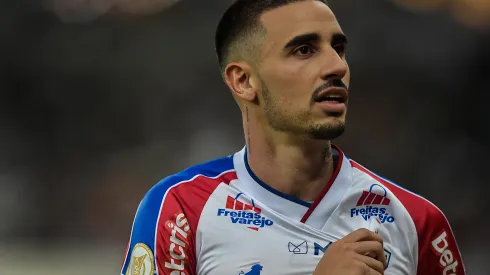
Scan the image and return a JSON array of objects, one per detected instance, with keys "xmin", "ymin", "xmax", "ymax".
[{"xmin": 121, "ymin": 155, "xmax": 235, "ymax": 274}]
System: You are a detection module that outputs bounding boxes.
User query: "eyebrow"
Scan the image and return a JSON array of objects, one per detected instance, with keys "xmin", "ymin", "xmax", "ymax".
[
  {"xmin": 283, "ymin": 32, "xmax": 348, "ymax": 49},
  {"xmin": 284, "ymin": 33, "xmax": 321, "ymax": 49},
  {"xmin": 331, "ymin": 33, "xmax": 348, "ymax": 45}
]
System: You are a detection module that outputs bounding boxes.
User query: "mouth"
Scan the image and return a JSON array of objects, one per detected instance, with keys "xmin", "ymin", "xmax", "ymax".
[{"xmin": 314, "ymin": 87, "xmax": 348, "ymax": 104}]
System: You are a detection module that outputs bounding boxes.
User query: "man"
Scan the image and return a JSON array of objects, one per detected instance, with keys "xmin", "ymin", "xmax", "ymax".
[{"xmin": 121, "ymin": 1, "xmax": 466, "ymax": 274}]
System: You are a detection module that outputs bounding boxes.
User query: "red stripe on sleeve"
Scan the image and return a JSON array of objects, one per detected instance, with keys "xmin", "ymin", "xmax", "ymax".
[
  {"xmin": 350, "ymin": 160, "xmax": 465, "ymax": 275},
  {"xmin": 155, "ymin": 171, "xmax": 237, "ymax": 275}
]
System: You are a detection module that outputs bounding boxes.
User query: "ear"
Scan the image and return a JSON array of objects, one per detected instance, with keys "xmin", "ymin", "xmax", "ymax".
[{"xmin": 224, "ymin": 62, "xmax": 257, "ymax": 103}]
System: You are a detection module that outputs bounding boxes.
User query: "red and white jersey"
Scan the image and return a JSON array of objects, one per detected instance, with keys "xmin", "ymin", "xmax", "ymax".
[{"xmin": 121, "ymin": 146, "xmax": 465, "ymax": 275}]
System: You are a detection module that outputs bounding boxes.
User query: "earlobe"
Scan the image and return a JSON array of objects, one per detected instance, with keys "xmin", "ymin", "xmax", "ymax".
[{"xmin": 224, "ymin": 62, "xmax": 256, "ymax": 102}]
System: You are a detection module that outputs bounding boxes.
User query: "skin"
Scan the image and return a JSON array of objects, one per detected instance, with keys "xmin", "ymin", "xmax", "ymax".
[
  {"xmin": 224, "ymin": 0, "xmax": 350, "ymax": 202},
  {"xmin": 223, "ymin": 5, "xmax": 387, "ymax": 273}
]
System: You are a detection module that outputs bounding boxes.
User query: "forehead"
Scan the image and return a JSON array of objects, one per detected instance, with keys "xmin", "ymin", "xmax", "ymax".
[{"xmin": 260, "ymin": 1, "xmax": 342, "ymax": 47}]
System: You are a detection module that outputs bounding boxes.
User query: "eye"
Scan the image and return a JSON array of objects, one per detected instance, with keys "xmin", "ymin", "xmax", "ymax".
[
  {"xmin": 293, "ymin": 45, "xmax": 315, "ymax": 57},
  {"xmin": 333, "ymin": 43, "xmax": 347, "ymax": 56}
]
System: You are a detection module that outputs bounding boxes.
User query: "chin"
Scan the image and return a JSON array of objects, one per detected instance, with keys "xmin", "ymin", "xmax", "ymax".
[{"xmin": 308, "ymin": 118, "xmax": 346, "ymax": 140}]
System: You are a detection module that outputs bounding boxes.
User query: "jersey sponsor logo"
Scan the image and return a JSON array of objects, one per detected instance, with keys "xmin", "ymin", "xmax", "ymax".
[
  {"xmin": 239, "ymin": 264, "xmax": 263, "ymax": 275},
  {"xmin": 164, "ymin": 213, "xmax": 190, "ymax": 275},
  {"xmin": 431, "ymin": 231, "xmax": 459, "ymax": 275},
  {"xmin": 288, "ymin": 240, "xmax": 308, "ymax": 254},
  {"xmin": 314, "ymin": 242, "xmax": 332, "ymax": 255},
  {"xmin": 287, "ymin": 241, "xmax": 332, "ymax": 256},
  {"xmin": 125, "ymin": 243, "xmax": 155, "ymax": 275},
  {"xmin": 350, "ymin": 184, "xmax": 395, "ymax": 223},
  {"xmin": 217, "ymin": 193, "xmax": 273, "ymax": 231}
]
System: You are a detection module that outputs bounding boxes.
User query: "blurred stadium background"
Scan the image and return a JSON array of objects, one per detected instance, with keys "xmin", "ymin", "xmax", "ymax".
[{"xmin": 0, "ymin": 0, "xmax": 489, "ymax": 274}]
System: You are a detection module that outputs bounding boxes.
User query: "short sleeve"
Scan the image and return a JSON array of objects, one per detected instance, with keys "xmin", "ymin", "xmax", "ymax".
[
  {"xmin": 120, "ymin": 179, "xmax": 197, "ymax": 275},
  {"xmin": 416, "ymin": 205, "xmax": 465, "ymax": 275}
]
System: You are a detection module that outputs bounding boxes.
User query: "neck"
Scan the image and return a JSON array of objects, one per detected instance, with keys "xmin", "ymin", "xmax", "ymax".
[{"xmin": 243, "ymin": 110, "xmax": 336, "ymax": 202}]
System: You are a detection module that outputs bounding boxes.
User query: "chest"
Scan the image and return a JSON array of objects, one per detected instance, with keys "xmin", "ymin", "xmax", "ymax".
[
  {"xmin": 195, "ymin": 187, "xmax": 414, "ymax": 275},
  {"xmin": 196, "ymin": 210, "xmax": 329, "ymax": 275}
]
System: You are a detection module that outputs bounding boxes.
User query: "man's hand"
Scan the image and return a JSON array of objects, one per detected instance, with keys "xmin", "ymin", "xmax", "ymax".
[{"xmin": 313, "ymin": 228, "xmax": 387, "ymax": 275}]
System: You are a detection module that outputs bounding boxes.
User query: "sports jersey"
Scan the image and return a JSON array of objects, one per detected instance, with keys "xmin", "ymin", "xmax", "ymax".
[{"xmin": 120, "ymin": 145, "xmax": 465, "ymax": 275}]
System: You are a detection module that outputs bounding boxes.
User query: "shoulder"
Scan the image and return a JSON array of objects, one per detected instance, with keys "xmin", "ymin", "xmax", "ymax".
[
  {"xmin": 121, "ymin": 155, "xmax": 238, "ymax": 274},
  {"xmin": 348, "ymin": 158, "xmax": 447, "ymax": 229},
  {"xmin": 129, "ymin": 155, "xmax": 237, "ymax": 243},
  {"xmin": 140, "ymin": 154, "xmax": 237, "ymax": 215},
  {"xmin": 348, "ymin": 158, "xmax": 465, "ymax": 274}
]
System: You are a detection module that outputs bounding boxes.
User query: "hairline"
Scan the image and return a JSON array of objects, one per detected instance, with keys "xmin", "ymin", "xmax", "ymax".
[
  {"xmin": 220, "ymin": 18, "xmax": 267, "ymax": 77},
  {"xmin": 218, "ymin": 0, "xmax": 329, "ymax": 76}
]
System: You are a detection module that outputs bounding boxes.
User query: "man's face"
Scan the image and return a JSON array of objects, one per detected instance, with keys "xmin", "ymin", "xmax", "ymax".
[{"xmin": 256, "ymin": 1, "xmax": 350, "ymax": 140}]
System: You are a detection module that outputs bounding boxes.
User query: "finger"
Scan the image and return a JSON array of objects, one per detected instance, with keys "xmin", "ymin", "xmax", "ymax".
[
  {"xmin": 355, "ymin": 254, "xmax": 385, "ymax": 274},
  {"xmin": 374, "ymin": 244, "xmax": 387, "ymax": 270},
  {"xmin": 352, "ymin": 240, "xmax": 388, "ymax": 270},
  {"xmin": 341, "ymin": 228, "xmax": 384, "ymax": 244},
  {"xmin": 352, "ymin": 241, "xmax": 384, "ymax": 256}
]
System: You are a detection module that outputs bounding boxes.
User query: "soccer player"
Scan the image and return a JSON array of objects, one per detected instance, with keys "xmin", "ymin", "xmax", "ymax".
[{"xmin": 121, "ymin": 1, "xmax": 466, "ymax": 274}]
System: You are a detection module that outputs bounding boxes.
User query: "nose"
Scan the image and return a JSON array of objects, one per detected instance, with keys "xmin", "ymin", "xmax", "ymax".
[{"xmin": 319, "ymin": 47, "xmax": 348, "ymax": 81}]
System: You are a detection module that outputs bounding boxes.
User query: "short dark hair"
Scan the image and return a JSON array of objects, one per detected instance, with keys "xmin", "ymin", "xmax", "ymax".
[{"xmin": 215, "ymin": 0, "xmax": 329, "ymax": 73}]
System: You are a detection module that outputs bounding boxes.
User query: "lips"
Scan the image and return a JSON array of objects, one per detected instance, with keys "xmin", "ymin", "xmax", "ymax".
[{"xmin": 314, "ymin": 87, "xmax": 348, "ymax": 103}]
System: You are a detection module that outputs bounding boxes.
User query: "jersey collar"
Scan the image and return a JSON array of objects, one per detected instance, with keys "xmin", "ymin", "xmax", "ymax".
[{"xmin": 233, "ymin": 145, "xmax": 353, "ymax": 228}]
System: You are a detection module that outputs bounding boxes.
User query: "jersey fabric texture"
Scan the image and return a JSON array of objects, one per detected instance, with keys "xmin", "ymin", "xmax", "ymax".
[{"xmin": 121, "ymin": 146, "xmax": 465, "ymax": 275}]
